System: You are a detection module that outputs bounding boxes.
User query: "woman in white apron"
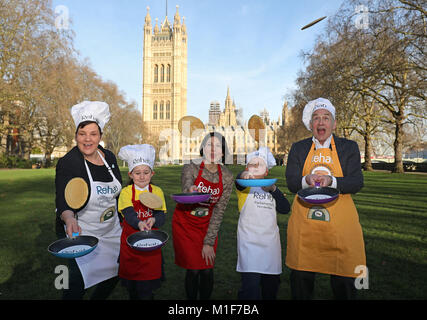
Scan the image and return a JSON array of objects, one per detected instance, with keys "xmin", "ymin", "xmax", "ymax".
[
  {"xmin": 55, "ymin": 101, "xmax": 123, "ymax": 299},
  {"xmin": 235, "ymin": 148, "xmax": 290, "ymax": 300}
]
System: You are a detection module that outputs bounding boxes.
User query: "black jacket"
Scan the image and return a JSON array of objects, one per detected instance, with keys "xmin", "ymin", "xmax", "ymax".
[
  {"xmin": 285, "ymin": 134, "xmax": 363, "ymax": 194},
  {"xmin": 55, "ymin": 145, "xmax": 122, "ymax": 219}
]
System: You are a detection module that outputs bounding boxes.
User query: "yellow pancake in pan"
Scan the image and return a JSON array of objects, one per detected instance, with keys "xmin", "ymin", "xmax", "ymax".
[
  {"xmin": 64, "ymin": 177, "xmax": 89, "ymax": 210},
  {"xmin": 139, "ymin": 192, "xmax": 163, "ymax": 209}
]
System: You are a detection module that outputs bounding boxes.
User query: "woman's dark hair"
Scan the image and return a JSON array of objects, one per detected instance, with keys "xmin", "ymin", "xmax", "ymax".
[
  {"xmin": 75, "ymin": 120, "xmax": 102, "ymax": 135},
  {"xmin": 199, "ymin": 131, "xmax": 229, "ymax": 165}
]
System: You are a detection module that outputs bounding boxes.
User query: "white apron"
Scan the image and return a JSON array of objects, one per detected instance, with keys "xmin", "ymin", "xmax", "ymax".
[
  {"xmin": 74, "ymin": 150, "xmax": 122, "ymax": 289},
  {"xmin": 236, "ymin": 187, "xmax": 282, "ymax": 274}
]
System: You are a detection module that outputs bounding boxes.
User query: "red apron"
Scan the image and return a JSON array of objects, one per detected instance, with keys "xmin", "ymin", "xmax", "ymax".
[
  {"xmin": 172, "ymin": 162, "xmax": 223, "ymax": 269},
  {"xmin": 118, "ymin": 184, "xmax": 162, "ymax": 280}
]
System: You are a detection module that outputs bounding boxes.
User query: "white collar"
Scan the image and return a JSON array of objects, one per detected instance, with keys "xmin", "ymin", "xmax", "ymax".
[
  {"xmin": 312, "ymin": 135, "xmax": 332, "ymax": 150},
  {"xmin": 135, "ymin": 184, "xmax": 149, "ymax": 191}
]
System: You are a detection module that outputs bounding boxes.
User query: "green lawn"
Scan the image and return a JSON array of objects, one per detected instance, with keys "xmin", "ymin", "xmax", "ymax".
[{"xmin": 0, "ymin": 166, "xmax": 426, "ymax": 300}]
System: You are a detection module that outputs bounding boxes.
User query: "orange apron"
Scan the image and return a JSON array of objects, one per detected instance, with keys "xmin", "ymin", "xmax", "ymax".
[{"xmin": 286, "ymin": 137, "xmax": 366, "ymax": 277}]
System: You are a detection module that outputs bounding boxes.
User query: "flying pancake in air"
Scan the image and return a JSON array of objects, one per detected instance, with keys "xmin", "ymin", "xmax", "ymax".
[
  {"xmin": 301, "ymin": 16, "xmax": 327, "ymax": 30},
  {"xmin": 178, "ymin": 115, "xmax": 205, "ymax": 138},
  {"xmin": 248, "ymin": 115, "xmax": 266, "ymax": 144}
]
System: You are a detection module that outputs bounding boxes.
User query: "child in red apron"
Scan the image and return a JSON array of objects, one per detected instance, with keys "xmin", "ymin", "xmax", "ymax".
[
  {"xmin": 172, "ymin": 132, "xmax": 234, "ymax": 300},
  {"xmin": 118, "ymin": 144, "xmax": 167, "ymax": 300}
]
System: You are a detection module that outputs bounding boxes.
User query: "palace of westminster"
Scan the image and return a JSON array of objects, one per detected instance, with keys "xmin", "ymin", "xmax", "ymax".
[{"xmin": 143, "ymin": 6, "xmax": 290, "ymax": 164}]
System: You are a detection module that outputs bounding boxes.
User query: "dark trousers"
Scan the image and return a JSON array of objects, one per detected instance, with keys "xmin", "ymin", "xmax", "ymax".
[
  {"xmin": 122, "ymin": 252, "xmax": 165, "ymax": 300},
  {"xmin": 238, "ymin": 272, "xmax": 281, "ymax": 300},
  {"xmin": 290, "ymin": 269, "xmax": 357, "ymax": 300},
  {"xmin": 125, "ymin": 279, "xmax": 157, "ymax": 300},
  {"xmin": 185, "ymin": 269, "xmax": 214, "ymax": 300},
  {"xmin": 62, "ymin": 258, "xmax": 119, "ymax": 300}
]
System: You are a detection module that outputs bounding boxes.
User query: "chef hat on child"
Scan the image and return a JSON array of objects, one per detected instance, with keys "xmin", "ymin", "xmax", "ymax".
[
  {"xmin": 71, "ymin": 101, "xmax": 111, "ymax": 131},
  {"xmin": 302, "ymin": 98, "xmax": 336, "ymax": 131},
  {"xmin": 118, "ymin": 144, "xmax": 156, "ymax": 172},
  {"xmin": 246, "ymin": 147, "xmax": 276, "ymax": 169}
]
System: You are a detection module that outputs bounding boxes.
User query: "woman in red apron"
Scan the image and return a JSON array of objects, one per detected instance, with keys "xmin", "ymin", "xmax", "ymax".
[
  {"xmin": 172, "ymin": 132, "xmax": 234, "ymax": 300},
  {"xmin": 118, "ymin": 144, "xmax": 167, "ymax": 300}
]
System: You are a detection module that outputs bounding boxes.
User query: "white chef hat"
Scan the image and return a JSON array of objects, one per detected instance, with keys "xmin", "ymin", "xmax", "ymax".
[
  {"xmin": 71, "ymin": 101, "xmax": 111, "ymax": 131},
  {"xmin": 246, "ymin": 147, "xmax": 276, "ymax": 169},
  {"xmin": 118, "ymin": 144, "xmax": 156, "ymax": 172},
  {"xmin": 302, "ymin": 98, "xmax": 336, "ymax": 131}
]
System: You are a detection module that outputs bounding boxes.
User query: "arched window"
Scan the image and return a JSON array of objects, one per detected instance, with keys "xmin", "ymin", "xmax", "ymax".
[
  {"xmin": 154, "ymin": 65, "xmax": 158, "ymax": 83},
  {"xmin": 160, "ymin": 64, "xmax": 165, "ymax": 82},
  {"xmin": 153, "ymin": 101, "xmax": 158, "ymax": 120},
  {"xmin": 166, "ymin": 101, "xmax": 170, "ymax": 119},
  {"xmin": 159, "ymin": 101, "xmax": 164, "ymax": 119},
  {"xmin": 167, "ymin": 64, "xmax": 171, "ymax": 82}
]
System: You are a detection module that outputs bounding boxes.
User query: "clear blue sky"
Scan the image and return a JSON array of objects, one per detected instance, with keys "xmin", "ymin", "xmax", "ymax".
[{"xmin": 52, "ymin": 0, "xmax": 344, "ymax": 123}]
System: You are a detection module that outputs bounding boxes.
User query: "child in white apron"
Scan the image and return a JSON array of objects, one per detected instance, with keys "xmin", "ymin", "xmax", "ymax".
[{"xmin": 235, "ymin": 147, "xmax": 290, "ymax": 300}]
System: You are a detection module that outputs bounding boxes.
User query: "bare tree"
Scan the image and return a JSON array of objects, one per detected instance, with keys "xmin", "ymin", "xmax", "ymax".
[
  {"xmin": 0, "ymin": 0, "xmax": 74, "ymax": 158},
  {"xmin": 104, "ymin": 101, "xmax": 142, "ymax": 156},
  {"xmin": 1, "ymin": 0, "xmax": 142, "ymax": 164}
]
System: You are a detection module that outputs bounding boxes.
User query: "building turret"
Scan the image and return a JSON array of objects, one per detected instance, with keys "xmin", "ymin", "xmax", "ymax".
[
  {"xmin": 174, "ymin": 5, "xmax": 181, "ymax": 28},
  {"xmin": 142, "ymin": 3, "xmax": 188, "ymax": 164},
  {"xmin": 145, "ymin": 6, "xmax": 152, "ymax": 26},
  {"xmin": 154, "ymin": 18, "xmax": 159, "ymax": 34},
  {"xmin": 182, "ymin": 16, "xmax": 187, "ymax": 37}
]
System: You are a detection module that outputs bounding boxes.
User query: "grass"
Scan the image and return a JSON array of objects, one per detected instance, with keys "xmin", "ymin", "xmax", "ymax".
[{"xmin": 0, "ymin": 166, "xmax": 426, "ymax": 300}]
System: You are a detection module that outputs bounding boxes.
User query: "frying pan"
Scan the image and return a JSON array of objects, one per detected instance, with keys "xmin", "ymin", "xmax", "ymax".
[
  {"xmin": 171, "ymin": 192, "xmax": 211, "ymax": 204},
  {"xmin": 48, "ymin": 233, "xmax": 98, "ymax": 258},
  {"xmin": 236, "ymin": 178, "xmax": 277, "ymax": 188},
  {"xmin": 48, "ymin": 178, "xmax": 98, "ymax": 258},
  {"xmin": 127, "ymin": 230, "xmax": 169, "ymax": 252},
  {"xmin": 297, "ymin": 182, "xmax": 339, "ymax": 204}
]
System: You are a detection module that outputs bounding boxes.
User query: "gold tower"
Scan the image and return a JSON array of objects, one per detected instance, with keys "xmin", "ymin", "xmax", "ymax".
[
  {"xmin": 219, "ymin": 87, "xmax": 237, "ymax": 127},
  {"xmin": 142, "ymin": 6, "xmax": 187, "ymax": 150}
]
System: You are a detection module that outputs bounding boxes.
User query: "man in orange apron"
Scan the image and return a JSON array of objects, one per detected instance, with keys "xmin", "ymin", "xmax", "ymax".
[{"xmin": 285, "ymin": 98, "xmax": 366, "ymax": 300}]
